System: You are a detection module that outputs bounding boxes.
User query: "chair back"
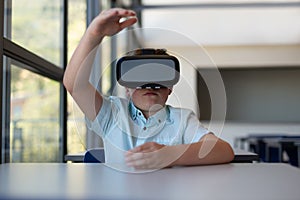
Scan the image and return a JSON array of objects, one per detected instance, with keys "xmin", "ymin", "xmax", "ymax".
[{"xmin": 83, "ymin": 148, "xmax": 105, "ymax": 163}]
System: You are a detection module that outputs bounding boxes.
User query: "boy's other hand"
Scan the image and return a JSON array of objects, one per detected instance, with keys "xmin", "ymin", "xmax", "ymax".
[{"xmin": 125, "ymin": 142, "xmax": 175, "ymax": 170}]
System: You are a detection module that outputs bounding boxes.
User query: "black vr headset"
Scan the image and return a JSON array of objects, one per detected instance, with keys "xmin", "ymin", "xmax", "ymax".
[{"xmin": 116, "ymin": 50, "xmax": 180, "ymax": 89}]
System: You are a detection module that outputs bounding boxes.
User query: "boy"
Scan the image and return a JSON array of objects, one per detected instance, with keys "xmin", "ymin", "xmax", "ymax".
[{"xmin": 63, "ymin": 8, "xmax": 234, "ymax": 169}]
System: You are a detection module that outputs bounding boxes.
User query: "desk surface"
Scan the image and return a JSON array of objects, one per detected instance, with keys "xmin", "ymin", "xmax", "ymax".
[{"xmin": 1, "ymin": 163, "xmax": 300, "ymax": 200}]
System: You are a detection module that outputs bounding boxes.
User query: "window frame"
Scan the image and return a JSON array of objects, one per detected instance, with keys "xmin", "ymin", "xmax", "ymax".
[
  {"xmin": 0, "ymin": 0, "xmax": 4, "ymax": 164},
  {"xmin": 0, "ymin": 0, "xmax": 68, "ymax": 163}
]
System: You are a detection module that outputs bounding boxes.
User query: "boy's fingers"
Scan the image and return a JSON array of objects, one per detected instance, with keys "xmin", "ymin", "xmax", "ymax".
[
  {"xmin": 120, "ymin": 17, "xmax": 137, "ymax": 29},
  {"xmin": 116, "ymin": 8, "xmax": 136, "ymax": 16},
  {"xmin": 127, "ymin": 143, "xmax": 150, "ymax": 153},
  {"xmin": 102, "ymin": 9, "xmax": 137, "ymax": 30},
  {"xmin": 125, "ymin": 152, "xmax": 146, "ymax": 163},
  {"xmin": 127, "ymin": 146, "xmax": 142, "ymax": 153},
  {"xmin": 106, "ymin": 8, "xmax": 136, "ymax": 18}
]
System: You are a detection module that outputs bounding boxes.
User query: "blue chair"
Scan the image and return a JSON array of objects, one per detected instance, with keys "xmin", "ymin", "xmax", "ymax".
[{"xmin": 83, "ymin": 148, "xmax": 105, "ymax": 163}]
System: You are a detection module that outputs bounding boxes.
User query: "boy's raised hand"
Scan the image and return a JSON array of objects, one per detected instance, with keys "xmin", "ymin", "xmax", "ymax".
[{"xmin": 87, "ymin": 8, "xmax": 137, "ymax": 40}]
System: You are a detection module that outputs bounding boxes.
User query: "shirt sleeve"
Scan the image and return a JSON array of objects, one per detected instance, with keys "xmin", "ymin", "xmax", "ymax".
[
  {"xmin": 183, "ymin": 111, "xmax": 210, "ymax": 144},
  {"xmin": 85, "ymin": 96, "xmax": 114, "ymax": 137}
]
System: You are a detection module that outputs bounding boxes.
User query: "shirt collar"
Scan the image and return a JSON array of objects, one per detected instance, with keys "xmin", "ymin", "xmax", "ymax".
[{"xmin": 129, "ymin": 100, "xmax": 169, "ymax": 125}]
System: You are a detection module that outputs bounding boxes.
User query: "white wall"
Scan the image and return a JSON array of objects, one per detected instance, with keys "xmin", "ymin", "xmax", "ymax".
[
  {"xmin": 165, "ymin": 44, "xmax": 300, "ymax": 146},
  {"xmin": 165, "ymin": 44, "xmax": 300, "ymax": 113},
  {"xmin": 204, "ymin": 121, "xmax": 300, "ymax": 147}
]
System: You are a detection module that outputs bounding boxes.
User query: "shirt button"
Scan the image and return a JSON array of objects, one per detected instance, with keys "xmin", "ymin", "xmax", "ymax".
[
  {"xmin": 143, "ymin": 127, "xmax": 147, "ymax": 131},
  {"xmin": 158, "ymin": 119, "xmax": 161, "ymax": 123}
]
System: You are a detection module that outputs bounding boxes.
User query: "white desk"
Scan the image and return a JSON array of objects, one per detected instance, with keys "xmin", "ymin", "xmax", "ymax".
[{"xmin": 0, "ymin": 163, "xmax": 300, "ymax": 200}]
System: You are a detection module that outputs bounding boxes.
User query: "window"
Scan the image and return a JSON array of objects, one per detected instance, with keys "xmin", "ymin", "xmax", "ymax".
[
  {"xmin": 10, "ymin": 59, "xmax": 60, "ymax": 162},
  {"xmin": 1, "ymin": 0, "xmax": 133, "ymax": 163},
  {"xmin": 67, "ymin": 0, "xmax": 87, "ymax": 155},
  {"xmin": 1, "ymin": 0, "xmax": 65, "ymax": 163},
  {"xmin": 10, "ymin": 0, "xmax": 63, "ymax": 66},
  {"xmin": 67, "ymin": 0, "xmax": 113, "ymax": 154}
]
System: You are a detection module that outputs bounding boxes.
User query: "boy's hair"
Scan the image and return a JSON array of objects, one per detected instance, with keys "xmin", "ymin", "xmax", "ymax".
[{"xmin": 126, "ymin": 48, "xmax": 169, "ymax": 56}]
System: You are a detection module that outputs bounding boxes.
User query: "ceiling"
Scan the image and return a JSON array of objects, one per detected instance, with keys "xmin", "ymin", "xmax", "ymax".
[{"xmin": 129, "ymin": 0, "xmax": 300, "ymax": 47}]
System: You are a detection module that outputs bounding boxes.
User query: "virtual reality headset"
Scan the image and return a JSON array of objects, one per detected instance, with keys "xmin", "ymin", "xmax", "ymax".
[{"xmin": 116, "ymin": 55, "xmax": 180, "ymax": 89}]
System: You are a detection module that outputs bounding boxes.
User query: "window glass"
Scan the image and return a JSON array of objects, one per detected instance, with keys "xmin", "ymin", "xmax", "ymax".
[
  {"xmin": 67, "ymin": 0, "xmax": 87, "ymax": 154},
  {"xmin": 10, "ymin": 0, "xmax": 63, "ymax": 66},
  {"xmin": 9, "ymin": 58, "xmax": 60, "ymax": 162},
  {"xmin": 101, "ymin": 0, "xmax": 112, "ymax": 95},
  {"xmin": 143, "ymin": 0, "xmax": 300, "ymax": 5},
  {"xmin": 101, "ymin": 37, "xmax": 112, "ymax": 95},
  {"xmin": 67, "ymin": 0, "xmax": 113, "ymax": 155}
]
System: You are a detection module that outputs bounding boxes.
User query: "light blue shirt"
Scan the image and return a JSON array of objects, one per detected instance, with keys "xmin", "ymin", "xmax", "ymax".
[{"xmin": 86, "ymin": 96, "xmax": 210, "ymax": 163}]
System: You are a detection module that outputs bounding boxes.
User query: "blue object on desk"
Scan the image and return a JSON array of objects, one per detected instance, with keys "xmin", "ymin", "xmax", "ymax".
[{"xmin": 83, "ymin": 148, "xmax": 105, "ymax": 163}]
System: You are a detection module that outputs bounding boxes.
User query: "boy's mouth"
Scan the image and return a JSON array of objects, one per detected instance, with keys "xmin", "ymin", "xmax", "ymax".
[{"xmin": 143, "ymin": 92, "xmax": 158, "ymax": 96}]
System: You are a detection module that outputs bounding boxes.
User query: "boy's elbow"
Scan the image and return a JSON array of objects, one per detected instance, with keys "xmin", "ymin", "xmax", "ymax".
[
  {"xmin": 224, "ymin": 143, "xmax": 235, "ymax": 163},
  {"xmin": 63, "ymin": 72, "xmax": 73, "ymax": 94},
  {"xmin": 215, "ymin": 139, "xmax": 235, "ymax": 164}
]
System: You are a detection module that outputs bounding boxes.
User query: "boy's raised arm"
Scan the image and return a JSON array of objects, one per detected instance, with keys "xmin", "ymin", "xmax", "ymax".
[{"xmin": 63, "ymin": 8, "xmax": 137, "ymax": 120}]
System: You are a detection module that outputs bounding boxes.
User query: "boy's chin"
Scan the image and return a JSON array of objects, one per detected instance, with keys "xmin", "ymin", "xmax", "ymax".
[
  {"xmin": 149, "ymin": 104, "xmax": 164, "ymax": 111},
  {"xmin": 143, "ymin": 103, "xmax": 164, "ymax": 114}
]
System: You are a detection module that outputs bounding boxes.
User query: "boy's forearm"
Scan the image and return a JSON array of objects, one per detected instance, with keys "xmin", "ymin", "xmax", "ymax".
[
  {"xmin": 63, "ymin": 32, "xmax": 103, "ymax": 93},
  {"xmin": 64, "ymin": 8, "xmax": 137, "ymax": 94},
  {"xmin": 169, "ymin": 136, "xmax": 234, "ymax": 167}
]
